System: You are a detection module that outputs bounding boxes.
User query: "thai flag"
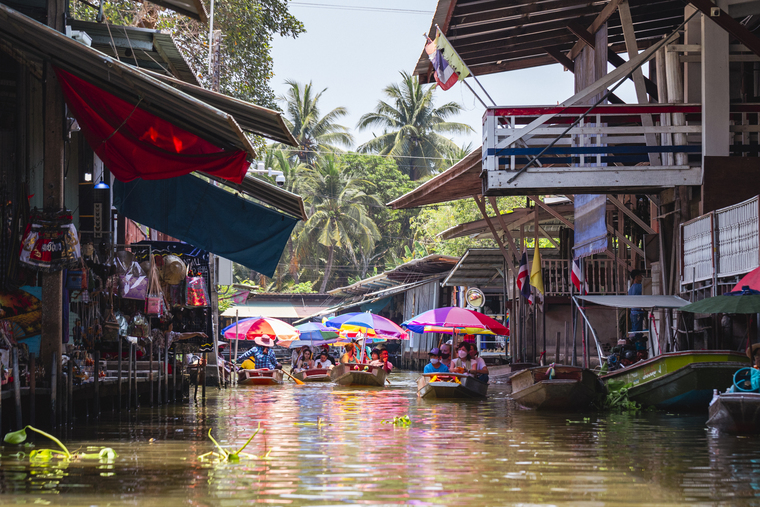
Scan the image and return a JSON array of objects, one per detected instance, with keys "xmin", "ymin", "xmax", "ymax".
[
  {"xmin": 571, "ymin": 258, "xmax": 589, "ymax": 294},
  {"xmin": 516, "ymin": 246, "xmax": 533, "ymax": 304},
  {"xmin": 425, "ymin": 30, "xmax": 470, "ymax": 91}
]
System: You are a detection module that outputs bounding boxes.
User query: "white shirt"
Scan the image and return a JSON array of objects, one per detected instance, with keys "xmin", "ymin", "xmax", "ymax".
[{"xmin": 314, "ymin": 358, "xmax": 332, "ymax": 368}]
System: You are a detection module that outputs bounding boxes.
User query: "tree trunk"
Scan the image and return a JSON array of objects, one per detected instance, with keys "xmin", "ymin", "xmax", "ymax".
[{"xmin": 319, "ymin": 244, "xmax": 335, "ymax": 294}]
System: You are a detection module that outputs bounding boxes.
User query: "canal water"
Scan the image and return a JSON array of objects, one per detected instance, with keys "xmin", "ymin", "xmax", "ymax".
[{"xmin": 1, "ymin": 371, "xmax": 760, "ymax": 506}]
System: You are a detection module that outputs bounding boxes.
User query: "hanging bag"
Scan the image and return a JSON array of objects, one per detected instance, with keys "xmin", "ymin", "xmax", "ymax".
[
  {"xmin": 145, "ymin": 255, "xmax": 163, "ymax": 315},
  {"xmin": 185, "ymin": 274, "xmax": 209, "ymax": 307},
  {"xmin": 102, "ymin": 292, "xmax": 120, "ymax": 345},
  {"xmin": 66, "ymin": 258, "xmax": 88, "ymax": 290}
]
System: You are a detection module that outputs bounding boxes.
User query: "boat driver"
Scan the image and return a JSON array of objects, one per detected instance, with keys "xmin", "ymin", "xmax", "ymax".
[
  {"xmin": 423, "ymin": 347, "xmax": 449, "ymax": 374},
  {"xmin": 236, "ymin": 335, "xmax": 281, "ymax": 370}
]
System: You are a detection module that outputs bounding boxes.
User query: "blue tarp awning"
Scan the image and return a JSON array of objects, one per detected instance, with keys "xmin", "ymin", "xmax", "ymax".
[{"xmin": 114, "ymin": 174, "xmax": 299, "ymax": 277}]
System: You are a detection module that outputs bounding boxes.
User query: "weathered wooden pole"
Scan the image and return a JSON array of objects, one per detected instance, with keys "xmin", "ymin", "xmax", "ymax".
[
  {"xmin": 201, "ymin": 353, "xmax": 206, "ymax": 403},
  {"xmin": 94, "ymin": 350, "xmax": 100, "ymax": 417},
  {"xmin": 149, "ymin": 341, "xmax": 154, "ymax": 406},
  {"xmin": 67, "ymin": 358, "xmax": 73, "ymax": 425},
  {"xmin": 50, "ymin": 353, "xmax": 57, "ymax": 427},
  {"xmin": 133, "ymin": 344, "xmax": 139, "ymax": 409},
  {"xmin": 173, "ymin": 354, "xmax": 178, "ymax": 403},
  {"xmin": 127, "ymin": 342, "xmax": 133, "ymax": 410},
  {"xmin": 29, "ymin": 353, "xmax": 36, "ymax": 426},
  {"xmin": 164, "ymin": 333, "xmax": 169, "ymax": 403},
  {"xmin": 157, "ymin": 347, "xmax": 162, "ymax": 405},
  {"xmin": 118, "ymin": 337, "xmax": 123, "ymax": 412},
  {"xmin": 12, "ymin": 347, "xmax": 22, "ymax": 429}
]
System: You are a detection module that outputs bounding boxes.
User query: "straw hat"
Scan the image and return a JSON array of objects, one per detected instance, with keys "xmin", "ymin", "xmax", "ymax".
[
  {"xmin": 746, "ymin": 343, "xmax": 760, "ymax": 359},
  {"xmin": 162, "ymin": 255, "xmax": 187, "ymax": 285},
  {"xmin": 254, "ymin": 335, "xmax": 275, "ymax": 348}
]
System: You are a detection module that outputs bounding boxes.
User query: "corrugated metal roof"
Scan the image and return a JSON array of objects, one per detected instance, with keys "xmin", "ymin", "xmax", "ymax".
[
  {"xmin": 151, "ymin": 0, "xmax": 208, "ymax": 22},
  {"xmin": 442, "ymin": 248, "xmax": 506, "ymax": 287},
  {"xmin": 0, "ymin": 3, "xmax": 254, "ymax": 157}
]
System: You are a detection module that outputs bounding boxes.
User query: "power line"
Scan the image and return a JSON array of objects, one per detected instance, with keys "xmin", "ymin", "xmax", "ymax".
[{"xmin": 289, "ymin": 2, "xmax": 432, "ymax": 15}]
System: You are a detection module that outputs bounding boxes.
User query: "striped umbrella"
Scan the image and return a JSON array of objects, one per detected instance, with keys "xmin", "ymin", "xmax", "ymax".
[
  {"xmin": 221, "ymin": 317, "xmax": 300, "ymax": 346},
  {"xmin": 324, "ymin": 312, "xmax": 408, "ymax": 339},
  {"xmin": 288, "ymin": 322, "xmax": 339, "ymax": 349},
  {"xmin": 402, "ymin": 307, "xmax": 509, "ymax": 336}
]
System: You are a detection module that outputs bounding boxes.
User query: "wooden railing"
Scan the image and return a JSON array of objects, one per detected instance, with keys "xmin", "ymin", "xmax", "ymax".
[{"xmin": 543, "ymin": 258, "xmax": 626, "ymax": 296}]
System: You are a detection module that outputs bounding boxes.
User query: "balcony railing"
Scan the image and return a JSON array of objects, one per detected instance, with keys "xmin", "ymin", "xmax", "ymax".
[
  {"xmin": 681, "ymin": 195, "xmax": 760, "ymax": 287},
  {"xmin": 543, "ymin": 258, "xmax": 627, "ymax": 296}
]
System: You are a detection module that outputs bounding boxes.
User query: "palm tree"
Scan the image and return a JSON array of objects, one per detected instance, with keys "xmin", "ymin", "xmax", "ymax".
[
  {"xmin": 298, "ymin": 155, "xmax": 380, "ymax": 293},
  {"xmin": 279, "ymin": 80, "xmax": 354, "ymax": 164},
  {"xmin": 356, "ymin": 72, "xmax": 472, "ymax": 180}
]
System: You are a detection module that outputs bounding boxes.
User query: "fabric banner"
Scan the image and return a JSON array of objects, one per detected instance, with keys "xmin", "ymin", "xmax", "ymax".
[
  {"xmin": 114, "ymin": 175, "xmax": 299, "ymax": 277},
  {"xmin": 55, "ymin": 67, "xmax": 249, "ymax": 184},
  {"xmin": 573, "ymin": 194, "xmax": 607, "ymax": 259}
]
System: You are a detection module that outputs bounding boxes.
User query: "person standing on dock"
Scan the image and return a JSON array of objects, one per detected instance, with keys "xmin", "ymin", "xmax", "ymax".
[{"xmin": 628, "ymin": 270, "xmax": 645, "ymax": 332}]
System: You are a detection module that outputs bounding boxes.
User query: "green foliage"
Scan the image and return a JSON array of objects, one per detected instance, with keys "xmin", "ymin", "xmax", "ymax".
[
  {"xmin": 381, "ymin": 415, "xmax": 411, "ymax": 427},
  {"xmin": 288, "ymin": 282, "xmax": 316, "ymax": 293},
  {"xmin": 357, "ymin": 72, "xmax": 472, "ymax": 180},
  {"xmin": 600, "ymin": 382, "xmax": 644, "ymax": 412},
  {"xmin": 199, "ymin": 424, "xmax": 265, "ymax": 462},
  {"xmin": 4, "ymin": 426, "xmax": 117, "ymax": 461}
]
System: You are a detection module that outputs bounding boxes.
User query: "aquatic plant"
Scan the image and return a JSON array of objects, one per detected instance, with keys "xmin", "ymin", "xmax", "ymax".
[
  {"xmin": 3, "ymin": 426, "xmax": 117, "ymax": 461},
  {"xmin": 600, "ymin": 381, "xmax": 644, "ymax": 412},
  {"xmin": 381, "ymin": 415, "xmax": 411, "ymax": 427},
  {"xmin": 199, "ymin": 423, "xmax": 265, "ymax": 462}
]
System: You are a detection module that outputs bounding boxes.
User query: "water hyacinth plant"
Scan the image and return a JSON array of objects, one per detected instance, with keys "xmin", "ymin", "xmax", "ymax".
[
  {"xmin": 4, "ymin": 426, "xmax": 117, "ymax": 461},
  {"xmin": 198, "ymin": 423, "xmax": 266, "ymax": 462}
]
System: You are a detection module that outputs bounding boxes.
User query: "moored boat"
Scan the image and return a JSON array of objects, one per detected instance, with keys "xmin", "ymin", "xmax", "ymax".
[
  {"xmin": 330, "ymin": 363, "xmax": 388, "ymax": 386},
  {"xmin": 293, "ymin": 368, "xmax": 332, "ymax": 382},
  {"xmin": 417, "ymin": 373, "xmax": 487, "ymax": 399},
  {"xmin": 602, "ymin": 351, "xmax": 749, "ymax": 411},
  {"xmin": 238, "ymin": 368, "xmax": 284, "ymax": 386},
  {"xmin": 707, "ymin": 391, "xmax": 760, "ymax": 434},
  {"xmin": 510, "ymin": 365, "xmax": 605, "ymax": 410}
]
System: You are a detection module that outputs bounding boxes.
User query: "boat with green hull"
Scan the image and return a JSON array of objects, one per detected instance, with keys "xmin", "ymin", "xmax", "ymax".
[{"xmin": 602, "ymin": 351, "xmax": 749, "ymax": 411}]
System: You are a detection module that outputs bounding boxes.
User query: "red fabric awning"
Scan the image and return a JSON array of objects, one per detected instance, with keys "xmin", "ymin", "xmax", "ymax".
[{"xmin": 55, "ymin": 68, "xmax": 249, "ymax": 184}]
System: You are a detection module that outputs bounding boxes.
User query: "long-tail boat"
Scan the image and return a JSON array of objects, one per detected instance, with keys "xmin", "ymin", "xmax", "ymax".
[
  {"xmin": 293, "ymin": 368, "xmax": 332, "ymax": 383},
  {"xmin": 330, "ymin": 363, "xmax": 388, "ymax": 386},
  {"xmin": 238, "ymin": 368, "xmax": 284, "ymax": 386},
  {"xmin": 416, "ymin": 372, "xmax": 487, "ymax": 399},
  {"xmin": 707, "ymin": 390, "xmax": 760, "ymax": 433},
  {"xmin": 509, "ymin": 365, "xmax": 605, "ymax": 410},
  {"xmin": 602, "ymin": 351, "xmax": 749, "ymax": 411}
]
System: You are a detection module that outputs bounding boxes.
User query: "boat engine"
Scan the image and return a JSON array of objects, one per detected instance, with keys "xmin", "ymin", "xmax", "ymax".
[{"xmin": 606, "ymin": 339, "xmax": 648, "ymax": 371}]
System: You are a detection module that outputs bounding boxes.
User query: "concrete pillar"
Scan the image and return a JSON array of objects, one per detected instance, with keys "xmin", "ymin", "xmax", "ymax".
[{"xmin": 702, "ymin": 1, "xmax": 731, "ymax": 160}]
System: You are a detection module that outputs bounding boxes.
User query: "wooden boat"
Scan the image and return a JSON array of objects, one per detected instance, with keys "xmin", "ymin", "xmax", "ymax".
[
  {"xmin": 238, "ymin": 368, "xmax": 284, "ymax": 386},
  {"xmin": 293, "ymin": 368, "xmax": 331, "ymax": 382},
  {"xmin": 707, "ymin": 391, "xmax": 760, "ymax": 433},
  {"xmin": 602, "ymin": 351, "xmax": 750, "ymax": 411},
  {"xmin": 509, "ymin": 365, "xmax": 605, "ymax": 410},
  {"xmin": 329, "ymin": 363, "xmax": 388, "ymax": 386},
  {"xmin": 417, "ymin": 372, "xmax": 488, "ymax": 399}
]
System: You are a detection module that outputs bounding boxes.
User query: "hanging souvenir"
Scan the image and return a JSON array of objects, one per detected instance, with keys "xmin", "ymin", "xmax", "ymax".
[
  {"xmin": 120, "ymin": 259, "xmax": 148, "ymax": 300},
  {"xmin": 19, "ymin": 209, "xmax": 81, "ymax": 272},
  {"xmin": 66, "ymin": 258, "xmax": 88, "ymax": 290},
  {"xmin": 145, "ymin": 254, "xmax": 163, "ymax": 315},
  {"xmin": 185, "ymin": 275, "xmax": 209, "ymax": 307}
]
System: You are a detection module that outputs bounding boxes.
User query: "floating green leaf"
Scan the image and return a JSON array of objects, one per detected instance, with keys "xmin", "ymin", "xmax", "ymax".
[{"xmin": 4, "ymin": 428, "xmax": 28, "ymax": 444}]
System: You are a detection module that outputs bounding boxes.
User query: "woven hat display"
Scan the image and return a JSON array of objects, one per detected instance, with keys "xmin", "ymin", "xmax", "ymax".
[{"xmin": 162, "ymin": 254, "xmax": 187, "ymax": 285}]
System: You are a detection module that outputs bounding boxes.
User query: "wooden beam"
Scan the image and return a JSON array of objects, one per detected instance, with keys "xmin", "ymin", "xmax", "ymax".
[
  {"xmin": 568, "ymin": 0, "xmax": 625, "ymax": 60},
  {"xmin": 567, "ymin": 21, "xmax": 596, "ymax": 48},
  {"xmin": 618, "ymin": 0, "xmax": 662, "ymax": 166},
  {"xmin": 606, "ymin": 194, "xmax": 656, "ymax": 234},
  {"xmin": 685, "ymin": 0, "xmax": 760, "ymax": 58},
  {"xmin": 473, "ymin": 195, "xmax": 516, "ymax": 276},
  {"xmin": 538, "ymin": 226, "xmax": 561, "ymax": 250},
  {"xmin": 607, "ymin": 50, "xmax": 659, "ymax": 101},
  {"xmin": 544, "ymin": 45, "xmax": 574, "ymax": 72},
  {"xmin": 487, "ymin": 196, "xmax": 521, "ymax": 265},
  {"xmin": 607, "ymin": 225, "xmax": 645, "ymax": 257},
  {"xmin": 528, "ymin": 196, "xmax": 574, "ymax": 229}
]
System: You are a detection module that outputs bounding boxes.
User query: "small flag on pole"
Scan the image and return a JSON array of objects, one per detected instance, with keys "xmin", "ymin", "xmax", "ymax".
[
  {"xmin": 571, "ymin": 258, "xmax": 589, "ymax": 294},
  {"xmin": 425, "ymin": 29, "xmax": 470, "ymax": 91},
  {"xmin": 530, "ymin": 242, "xmax": 545, "ymax": 301},
  {"xmin": 516, "ymin": 246, "xmax": 533, "ymax": 304}
]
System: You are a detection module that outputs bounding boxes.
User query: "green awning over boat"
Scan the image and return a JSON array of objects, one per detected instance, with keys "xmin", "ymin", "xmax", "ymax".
[{"xmin": 576, "ymin": 295, "xmax": 689, "ymax": 309}]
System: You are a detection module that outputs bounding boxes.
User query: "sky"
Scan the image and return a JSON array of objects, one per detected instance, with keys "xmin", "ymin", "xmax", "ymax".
[{"xmin": 270, "ymin": 0, "xmax": 640, "ymax": 151}]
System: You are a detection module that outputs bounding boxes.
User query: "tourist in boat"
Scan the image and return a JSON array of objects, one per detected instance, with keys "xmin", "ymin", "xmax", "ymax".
[
  {"xmin": 379, "ymin": 348, "xmax": 393, "ymax": 373},
  {"xmin": 297, "ymin": 349, "xmax": 315, "ymax": 371},
  {"xmin": 467, "ymin": 345, "xmax": 489, "ymax": 383},
  {"xmin": 439, "ymin": 342, "xmax": 452, "ymax": 368},
  {"xmin": 423, "ymin": 347, "xmax": 449, "ymax": 374},
  {"xmin": 450, "ymin": 343, "xmax": 472, "ymax": 373},
  {"xmin": 315, "ymin": 350, "xmax": 333, "ymax": 369},
  {"xmin": 628, "ymin": 270, "xmax": 645, "ymax": 332},
  {"xmin": 236, "ymin": 335, "xmax": 280, "ymax": 370},
  {"xmin": 341, "ymin": 343, "xmax": 359, "ymax": 364},
  {"xmin": 368, "ymin": 349, "xmax": 382, "ymax": 366},
  {"xmin": 291, "ymin": 345, "xmax": 310, "ymax": 372}
]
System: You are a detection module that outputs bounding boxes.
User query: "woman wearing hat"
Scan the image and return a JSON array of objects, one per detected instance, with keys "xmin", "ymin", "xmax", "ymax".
[{"xmin": 236, "ymin": 335, "xmax": 280, "ymax": 370}]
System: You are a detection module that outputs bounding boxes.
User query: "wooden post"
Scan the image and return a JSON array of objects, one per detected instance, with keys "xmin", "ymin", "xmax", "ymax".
[
  {"xmin": 165, "ymin": 333, "xmax": 169, "ymax": 403},
  {"xmin": 12, "ymin": 347, "xmax": 22, "ymax": 429},
  {"xmin": 157, "ymin": 345, "xmax": 162, "ymax": 405},
  {"xmin": 201, "ymin": 353, "xmax": 206, "ymax": 403},
  {"xmin": 149, "ymin": 341, "xmax": 153, "ymax": 406},
  {"xmin": 564, "ymin": 321, "xmax": 570, "ymax": 365},
  {"xmin": 555, "ymin": 332, "xmax": 561, "ymax": 364},
  {"xmin": 118, "ymin": 337, "xmax": 123, "ymax": 411},
  {"xmin": 128, "ymin": 343, "xmax": 133, "ymax": 410},
  {"xmin": 67, "ymin": 358, "xmax": 73, "ymax": 425},
  {"xmin": 134, "ymin": 344, "xmax": 139, "ymax": 408},
  {"xmin": 173, "ymin": 353, "xmax": 177, "ymax": 403},
  {"xmin": 29, "ymin": 353, "xmax": 36, "ymax": 426},
  {"xmin": 94, "ymin": 350, "xmax": 100, "ymax": 417},
  {"xmin": 50, "ymin": 353, "xmax": 57, "ymax": 427}
]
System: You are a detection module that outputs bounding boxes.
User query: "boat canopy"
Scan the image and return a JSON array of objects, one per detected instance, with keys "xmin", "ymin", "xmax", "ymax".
[{"xmin": 576, "ymin": 295, "xmax": 689, "ymax": 309}]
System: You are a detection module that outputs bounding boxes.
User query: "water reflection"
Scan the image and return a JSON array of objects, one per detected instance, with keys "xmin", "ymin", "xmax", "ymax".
[{"xmin": 1, "ymin": 371, "xmax": 759, "ymax": 505}]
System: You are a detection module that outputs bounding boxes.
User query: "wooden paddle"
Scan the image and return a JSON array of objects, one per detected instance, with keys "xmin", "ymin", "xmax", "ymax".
[{"xmin": 282, "ymin": 369, "xmax": 305, "ymax": 385}]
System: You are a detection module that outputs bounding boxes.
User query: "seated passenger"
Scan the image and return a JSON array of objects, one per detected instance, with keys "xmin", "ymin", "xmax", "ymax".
[
  {"xmin": 341, "ymin": 343, "xmax": 359, "ymax": 364},
  {"xmin": 450, "ymin": 343, "xmax": 472, "ymax": 374},
  {"xmin": 423, "ymin": 347, "xmax": 450, "ymax": 374},
  {"xmin": 467, "ymin": 345, "xmax": 489, "ymax": 383},
  {"xmin": 315, "ymin": 350, "xmax": 333, "ymax": 369},
  {"xmin": 379, "ymin": 348, "xmax": 393, "ymax": 373},
  {"xmin": 298, "ymin": 349, "xmax": 315, "ymax": 371},
  {"xmin": 368, "ymin": 348, "xmax": 383, "ymax": 367}
]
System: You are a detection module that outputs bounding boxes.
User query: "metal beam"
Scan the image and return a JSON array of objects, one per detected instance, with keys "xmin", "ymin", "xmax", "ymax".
[{"xmin": 607, "ymin": 194, "xmax": 656, "ymax": 234}]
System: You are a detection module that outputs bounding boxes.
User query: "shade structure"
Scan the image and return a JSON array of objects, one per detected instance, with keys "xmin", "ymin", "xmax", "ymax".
[
  {"xmin": 680, "ymin": 287, "xmax": 760, "ymax": 314},
  {"xmin": 324, "ymin": 312, "xmax": 408, "ymax": 339},
  {"xmin": 403, "ymin": 307, "xmax": 509, "ymax": 336},
  {"xmin": 221, "ymin": 317, "xmax": 299, "ymax": 346},
  {"xmin": 733, "ymin": 267, "xmax": 760, "ymax": 292},
  {"xmin": 113, "ymin": 174, "xmax": 299, "ymax": 277},
  {"xmin": 289, "ymin": 323, "xmax": 339, "ymax": 348}
]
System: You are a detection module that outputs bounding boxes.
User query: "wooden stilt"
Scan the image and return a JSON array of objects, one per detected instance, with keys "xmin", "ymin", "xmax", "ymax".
[
  {"xmin": 67, "ymin": 358, "xmax": 73, "ymax": 425},
  {"xmin": 149, "ymin": 341, "xmax": 153, "ymax": 406},
  {"xmin": 94, "ymin": 351, "xmax": 100, "ymax": 417},
  {"xmin": 118, "ymin": 337, "xmax": 123, "ymax": 412},
  {"xmin": 12, "ymin": 347, "xmax": 21, "ymax": 429},
  {"xmin": 29, "ymin": 353, "xmax": 35, "ymax": 426},
  {"xmin": 128, "ymin": 343, "xmax": 133, "ymax": 411},
  {"xmin": 173, "ymin": 353, "xmax": 177, "ymax": 403},
  {"xmin": 201, "ymin": 353, "xmax": 206, "ymax": 403}
]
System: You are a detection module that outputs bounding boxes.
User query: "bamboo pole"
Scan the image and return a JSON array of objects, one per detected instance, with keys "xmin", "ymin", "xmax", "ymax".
[{"xmin": 233, "ymin": 310, "xmax": 239, "ymax": 387}]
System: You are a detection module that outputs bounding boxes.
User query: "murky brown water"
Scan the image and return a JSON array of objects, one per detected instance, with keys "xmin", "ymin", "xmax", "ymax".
[{"xmin": 1, "ymin": 371, "xmax": 760, "ymax": 506}]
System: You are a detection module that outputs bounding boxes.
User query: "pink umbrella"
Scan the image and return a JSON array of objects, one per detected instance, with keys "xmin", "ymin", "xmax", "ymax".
[{"xmin": 733, "ymin": 266, "xmax": 760, "ymax": 292}]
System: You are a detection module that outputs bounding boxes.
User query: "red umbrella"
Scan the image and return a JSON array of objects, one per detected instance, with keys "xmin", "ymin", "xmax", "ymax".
[{"xmin": 733, "ymin": 266, "xmax": 760, "ymax": 292}]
